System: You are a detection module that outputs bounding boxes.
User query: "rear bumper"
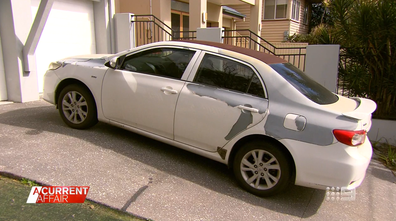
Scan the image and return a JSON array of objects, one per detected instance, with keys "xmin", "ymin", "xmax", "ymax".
[{"xmin": 280, "ymin": 137, "xmax": 372, "ymax": 190}]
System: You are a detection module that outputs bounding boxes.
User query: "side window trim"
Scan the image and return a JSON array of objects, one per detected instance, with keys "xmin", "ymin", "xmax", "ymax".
[
  {"xmin": 185, "ymin": 51, "xmax": 206, "ymax": 82},
  {"xmin": 188, "ymin": 51, "xmax": 268, "ymax": 99},
  {"xmin": 180, "ymin": 49, "xmax": 202, "ymax": 81},
  {"xmin": 119, "ymin": 46, "xmax": 200, "ymax": 81}
]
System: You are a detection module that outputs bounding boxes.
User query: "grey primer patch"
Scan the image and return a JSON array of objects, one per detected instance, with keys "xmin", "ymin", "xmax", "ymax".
[
  {"xmin": 62, "ymin": 58, "xmax": 107, "ymax": 68},
  {"xmin": 265, "ymin": 114, "xmax": 333, "ymax": 146},
  {"xmin": 187, "ymin": 84, "xmax": 268, "ymax": 140},
  {"xmin": 295, "ymin": 115, "xmax": 306, "ymax": 131},
  {"xmin": 265, "ymin": 112, "xmax": 357, "ymax": 146},
  {"xmin": 225, "ymin": 104, "xmax": 253, "ymax": 140}
]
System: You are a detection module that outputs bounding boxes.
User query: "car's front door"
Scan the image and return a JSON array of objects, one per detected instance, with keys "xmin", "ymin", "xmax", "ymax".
[
  {"xmin": 102, "ymin": 47, "xmax": 197, "ymax": 139},
  {"xmin": 174, "ymin": 53, "xmax": 269, "ymax": 152}
]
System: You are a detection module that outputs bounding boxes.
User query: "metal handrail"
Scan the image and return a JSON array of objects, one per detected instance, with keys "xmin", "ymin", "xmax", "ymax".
[
  {"xmin": 223, "ymin": 29, "xmax": 307, "ymax": 55},
  {"xmin": 131, "ymin": 14, "xmax": 173, "ymax": 37},
  {"xmin": 222, "ymin": 29, "xmax": 306, "ymax": 70}
]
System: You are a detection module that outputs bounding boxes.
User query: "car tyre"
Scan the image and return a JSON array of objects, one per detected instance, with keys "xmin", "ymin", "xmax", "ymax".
[
  {"xmin": 233, "ymin": 140, "xmax": 291, "ymax": 197},
  {"xmin": 58, "ymin": 84, "xmax": 98, "ymax": 129}
]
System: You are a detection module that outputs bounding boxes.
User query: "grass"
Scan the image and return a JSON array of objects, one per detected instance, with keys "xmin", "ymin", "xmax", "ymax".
[
  {"xmin": 0, "ymin": 174, "xmax": 147, "ymax": 221},
  {"xmin": 20, "ymin": 178, "xmax": 39, "ymax": 187},
  {"xmin": 372, "ymin": 140, "xmax": 396, "ymax": 173}
]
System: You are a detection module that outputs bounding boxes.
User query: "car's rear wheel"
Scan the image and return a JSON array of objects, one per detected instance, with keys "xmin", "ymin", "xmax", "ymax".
[
  {"xmin": 233, "ymin": 140, "xmax": 291, "ymax": 197},
  {"xmin": 58, "ymin": 84, "xmax": 98, "ymax": 129}
]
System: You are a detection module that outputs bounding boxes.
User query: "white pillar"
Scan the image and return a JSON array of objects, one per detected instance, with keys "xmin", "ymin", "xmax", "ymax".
[
  {"xmin": 189, "ymin": 0, "xmax": 207, "ymax": 31},
  {"xmin": 114, "ymin": 13, "xmax": 136, "ymax": 52},
  {"xmin": 207, "ymin": 3, "xmax": 223, "ymax": 28},
  {"xmin": 153, "ymin": 0, "xmax": 172, "ymax": 28},
  {"xmin": 0, "ymin": 0, "xmax": 39, "ymax": 102},
  {"xmin": 249, "ymin": 0, "xmax": 262, "ymax": 49},
  {"xmin": 94, "ymin": 0, "xmax": 116, "ymax": 54},
  {"xmin": 305, "ymin": 45, "xmax": 340, "ymax": 93},
  {"xmin": 0, "ymin": 35, "xmax": 7, "ymax": 101}
]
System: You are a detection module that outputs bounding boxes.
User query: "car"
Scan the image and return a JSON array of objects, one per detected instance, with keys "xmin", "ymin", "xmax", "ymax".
[{"xmin": 43, "ymin": 40, "xmax": 376, "ymax": 197}]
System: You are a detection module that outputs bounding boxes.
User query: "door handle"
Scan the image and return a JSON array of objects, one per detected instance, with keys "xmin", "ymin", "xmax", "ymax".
[
  {"xmin": 161, "ymin": 87, "xmax": 178, "ymax": 94},
  {"xmin": 237, "ymin": 105, "xmax": 259, "ymax": 113}
]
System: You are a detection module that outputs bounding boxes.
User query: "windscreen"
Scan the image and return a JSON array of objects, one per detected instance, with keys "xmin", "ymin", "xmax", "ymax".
[{"xmin": 270, "ymin": 63, "xmax": 339, "ymax": 104}]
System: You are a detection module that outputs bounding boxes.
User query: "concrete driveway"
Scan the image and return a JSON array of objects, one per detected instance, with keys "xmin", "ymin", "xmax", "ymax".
[{"xmin": 0, "ymin": 100, "xmax": 395, "ymax": 220}]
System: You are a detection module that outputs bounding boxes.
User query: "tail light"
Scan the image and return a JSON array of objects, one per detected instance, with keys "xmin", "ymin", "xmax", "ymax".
[{"xmin": 333, "ymin": 129, "xmax": 366, "ymax": 146}]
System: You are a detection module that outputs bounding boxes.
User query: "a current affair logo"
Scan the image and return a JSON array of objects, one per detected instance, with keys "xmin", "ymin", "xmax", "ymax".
[{"xmin": 26, "ymin": 186, "xmax": 90, "ymax": 203}]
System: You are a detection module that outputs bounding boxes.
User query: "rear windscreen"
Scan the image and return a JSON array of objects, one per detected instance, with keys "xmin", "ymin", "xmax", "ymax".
[{"xmin": 270, "ymin": 63, "xmax": 339, "ymax": 104}]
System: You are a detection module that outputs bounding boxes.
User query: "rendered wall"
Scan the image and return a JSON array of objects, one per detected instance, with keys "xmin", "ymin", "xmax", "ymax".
[
  {"xmin": 0, "ymin": 0, "xmax": 39, "ymax": 102},
  {"xmin": 31, "ymin": 0, "xmax": 96, "ymax": 92},
  {"xmin": 369, "ymin": 119, "xmax": 396, "ymax": 145},
  {"xmin": 305, "ymin": 45, "xmax": 340, "ymax": 93},
  {"xmin": 0, "ymin": 36, "xmax": 6, "ymax": 101}
]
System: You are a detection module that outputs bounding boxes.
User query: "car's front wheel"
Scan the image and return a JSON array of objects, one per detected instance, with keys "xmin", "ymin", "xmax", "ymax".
[
  {"xmin": 58, "ymin": 84, "xmax": 98, "ymax": 129},
  {"xmin": 233, "ymin": 140, "xmax": 292, "ymax": 197}
]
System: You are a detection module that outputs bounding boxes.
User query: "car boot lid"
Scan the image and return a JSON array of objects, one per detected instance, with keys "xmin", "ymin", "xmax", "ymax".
[{"xmin": 342, "ymin": 98, "xmax": 377, "ymax": 120}]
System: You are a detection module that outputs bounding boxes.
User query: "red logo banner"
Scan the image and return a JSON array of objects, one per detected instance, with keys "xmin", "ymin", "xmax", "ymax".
[{"xmin": 27, "ymin": 186, "xmax": 90, "ymax": 203}]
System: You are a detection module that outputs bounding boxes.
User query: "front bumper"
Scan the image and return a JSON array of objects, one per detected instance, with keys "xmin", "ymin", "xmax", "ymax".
[
  {"xmin": 43, "ymin": 70, "xmax": 61, "ymax": 105},
  {"xmin": 280, "ymin": 137, "xmax": 372, "ymax": 190}
]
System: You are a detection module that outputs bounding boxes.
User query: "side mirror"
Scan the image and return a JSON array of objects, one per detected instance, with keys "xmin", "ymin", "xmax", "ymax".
[{"xmin": 105, "ymin": 57, "xmax": 118, "ymax": 69}]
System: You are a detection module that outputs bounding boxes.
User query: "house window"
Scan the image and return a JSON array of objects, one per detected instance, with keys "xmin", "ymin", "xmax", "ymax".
[
  {"xmin": 303, "ymin": 5, "xmax": 309, "ymax": 25},
  {"xmin": 264, "ymin": 0, "xmax": 288, "ymax": 20},
  {"xmin": 291, "ymin": 0, "xmax": 301, "ymax": 21}
]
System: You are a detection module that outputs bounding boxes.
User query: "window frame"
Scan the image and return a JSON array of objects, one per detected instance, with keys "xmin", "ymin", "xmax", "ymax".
[
  {"xmin": 302, "ymin": 4, "xmax": 309, "ymax": 25},
  {"xmin": 263, "ymin": 0, "xmax": 288, "ymax": 20},
  {"xmin": 190, "ymin": 51, "xmax": 268, "ymax": 99},
  {"xmin": 291, "ymin": 0, "xmax": 301, "ymax": 21},
  {"xmin": 119, "ymin": 46, "xmax": 199, "ymax": 80}
]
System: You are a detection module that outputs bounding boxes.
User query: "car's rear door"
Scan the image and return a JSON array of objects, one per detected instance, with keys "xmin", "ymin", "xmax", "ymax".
[
  {"xmin": 102, "ymin": 47, "xmax": 199, "ymax": 139},
  {"xmin": 174, "ymin": 52, "xmax": 269, "ymax": 152}
]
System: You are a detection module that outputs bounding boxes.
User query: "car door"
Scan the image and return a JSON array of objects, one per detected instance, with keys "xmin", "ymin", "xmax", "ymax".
[
  {"xmin": 174, "ymin": 52, "xmax": 269, "ymax": 152},
  {"xmin": 102, "ymin": 47, "xmax": 198, "ymax": 139}
]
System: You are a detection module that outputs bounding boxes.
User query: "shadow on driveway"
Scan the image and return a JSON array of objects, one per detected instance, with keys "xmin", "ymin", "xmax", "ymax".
[{"xmin": 0, "ymin": 101, "xmax": 325, "ymax": 218}]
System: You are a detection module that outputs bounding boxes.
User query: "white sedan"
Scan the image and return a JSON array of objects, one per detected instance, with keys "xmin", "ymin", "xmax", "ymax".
[{"xmin": 43, "ymin": 40, "xmax": 376, "ymax": 196}]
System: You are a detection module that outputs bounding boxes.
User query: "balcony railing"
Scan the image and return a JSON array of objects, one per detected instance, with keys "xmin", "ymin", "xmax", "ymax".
[{"xmin": 130, "ymin": 15, "xmax": 306, "ymax": 70}]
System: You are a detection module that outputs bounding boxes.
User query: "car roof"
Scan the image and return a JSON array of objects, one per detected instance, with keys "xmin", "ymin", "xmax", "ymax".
[{"xmin": 174, "ymin": 40, "xmax": 287, "ymax": 64}]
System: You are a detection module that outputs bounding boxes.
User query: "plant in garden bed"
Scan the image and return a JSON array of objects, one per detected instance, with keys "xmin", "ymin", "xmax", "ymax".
[
  {"xmin": 372, "ymin": 140, "xmax": 396, "ymax": 172},
  {"xmin": 288, "ymin": 0, "xmax": 396, "ymax": 120}
]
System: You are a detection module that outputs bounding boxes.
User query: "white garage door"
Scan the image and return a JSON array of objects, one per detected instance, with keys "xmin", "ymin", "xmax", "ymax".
[{"xmin": 31, "ymin": 0, "xmax": 96, "ymax": 92}]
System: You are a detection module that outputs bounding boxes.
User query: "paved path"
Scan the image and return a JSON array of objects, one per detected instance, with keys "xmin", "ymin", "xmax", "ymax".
[{"xmin": 0, "ymin": 100, "xmax": 395, "ymax": 220}]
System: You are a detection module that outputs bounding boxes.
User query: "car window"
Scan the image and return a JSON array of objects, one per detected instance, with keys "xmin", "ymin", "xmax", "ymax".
[
  {"xmin": 120, "ymin": 48, "xmax": 195, "ymax": 79},
  {"xmin": 194, "ymin": 54, "xmax": 266, "ymax": 98},
  {"xmin": 270, "ymin": 63, "xmax": 339, "ymax": 104}
]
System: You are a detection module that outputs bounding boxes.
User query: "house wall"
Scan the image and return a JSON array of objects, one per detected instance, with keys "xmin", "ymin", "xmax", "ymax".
[
  {"xmin": 231, "ymin": 4, "xmax": 250, "ymax": 29},
  {"xmin": 0, "ymin": 0, "xmax": 114, "ymax": 101},
  {"xmin": 232, "ymin": 3, "xmax": 289, "ymax": 42},
  {"xmin": 261, "ymin": 19, "xmax": 290, "ymax": 42},
  {"xmin": 207, "ymin": 2, "xmax": 222, "ymax": 27},
  {"xmin": 0, "ymin": 0, "xmax": 39, "ymax": 102},
  {"xmin": 232, "ymin": 0, "xmax": 309, "ymax": 42},
  {"xmin": 116, "ymin": 0, "xmax": 171, "ymax": 28},
  {"xmin": 289, "ymin": 0, "xmax": 309, "ymax": 36},
  {"xmin": 222, "ymin": 17, "xmax": 234, "ymax": 29},
  {"xmin": 115, "ymin": 0, "xmax": 150, "ymax": 14}
]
